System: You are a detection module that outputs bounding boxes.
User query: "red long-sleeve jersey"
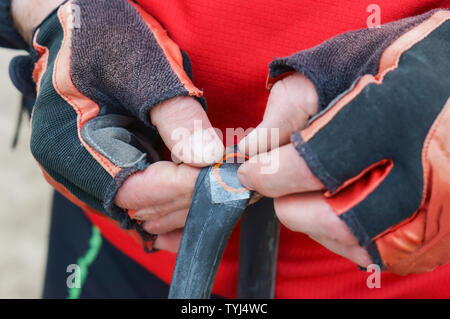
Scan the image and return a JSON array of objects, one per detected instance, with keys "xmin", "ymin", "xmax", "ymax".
[{"xmin": 86, "ymin": 0, "xmax": 450, "ymax": 298}]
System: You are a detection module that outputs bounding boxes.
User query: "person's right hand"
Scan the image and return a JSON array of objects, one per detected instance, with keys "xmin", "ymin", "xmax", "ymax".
[
  {"xmin": 15, "ymin": 0, "xmax": 223, "ymax": 252},
  {"xmin": 116, "ymin": 97, "xmax": 224, "ymax": 253}
]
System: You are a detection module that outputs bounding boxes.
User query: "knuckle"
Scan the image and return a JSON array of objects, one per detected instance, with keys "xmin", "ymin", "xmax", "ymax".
[
  {"xmin": 149, "ymin": 161, "xmax": 177, "ymax": 185},
  {"xmin": 146, "ymin": 219, "xmax": 164, "ymax": 234},
  {"xmin": 267, "ymin": 81, "xmax": 309, "ymax": 134},
  {"xmin": 175, "ymin": 164, "xmax": 199, "ymax": 189},
  {"xmin": 150, "ymin": 205, "xmax": 167, "ymax": 219},
  {"xmin": 151, "ymin": 96, "xmax": 203, "ymax": 128}
]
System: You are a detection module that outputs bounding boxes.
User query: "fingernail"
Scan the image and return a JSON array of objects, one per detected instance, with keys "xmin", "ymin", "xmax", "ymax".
[
  {"xmin": 237, "ymin": 167, "xmax": 254, "ymax": 190},
  {"xmin": 133, "ymin": 212, "xmax": 145, "ymax": 221},
  {"xmin": 190, "ymin": 129, "xmax": 224, "ymax": 164}
]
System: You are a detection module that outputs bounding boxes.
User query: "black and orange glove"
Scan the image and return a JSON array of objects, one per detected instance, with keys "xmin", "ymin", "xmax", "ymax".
[
  {"xmin": 267, "ymin": 9, "xmax": 450, "ymax": 275},
  {"xmin": 11, "ymin": 0, "xmax": 206, "ymax": 250},
  {"xmin": 237, "ymin": 9, "xmax": 450, "ymax": 275}
]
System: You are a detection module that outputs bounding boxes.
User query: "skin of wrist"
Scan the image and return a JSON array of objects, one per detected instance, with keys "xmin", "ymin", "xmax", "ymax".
[{"xmin": 11, "ymin": 0, "xmax": 65, "ymax": 43}]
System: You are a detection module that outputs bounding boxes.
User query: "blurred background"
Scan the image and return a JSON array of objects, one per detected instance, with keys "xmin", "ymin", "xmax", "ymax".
[{"xmin": 0, "ymin": 48, "xmax": 52, "ymax": 298}]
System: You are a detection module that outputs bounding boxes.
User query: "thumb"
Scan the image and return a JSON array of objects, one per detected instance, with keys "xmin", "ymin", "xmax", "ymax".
[
  {"xmin": 150, "ymin": 96, "xmax": 224, "ymax": 166},
  {"xmin": 238, "ymin": 72, "xmax": 318, "ymax": 156}
]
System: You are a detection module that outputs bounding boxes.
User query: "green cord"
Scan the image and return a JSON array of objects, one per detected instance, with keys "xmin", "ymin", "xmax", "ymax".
[{"xmin": 67, "ymin": 226, "xmax": 103, "ymax": 299}]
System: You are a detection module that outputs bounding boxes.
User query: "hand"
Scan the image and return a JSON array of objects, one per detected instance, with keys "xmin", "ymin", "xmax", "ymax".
[
  {"xmin": 116, "ymin": 161, "xmax": 198, "ymax": 253},
  {"xmin": 237, "ymin": 73, "xmax": 372, "ymax": 267},
  {"xmin": 116, "ymin": 97, "xmax": 224, "ymax": 253},
  {"xmin": 237, "ymin": 7, "xmax": 450, "ymax": 275},
  {"xmin": 24, "ymin": 0, "xmax": 224, "ymax": 253}
]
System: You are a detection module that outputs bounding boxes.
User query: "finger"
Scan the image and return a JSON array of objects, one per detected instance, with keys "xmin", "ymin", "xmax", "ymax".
[
  {"xmin": 142, "ymin": 209, "xmax": 188, "ymax": 235},
  {"xmin": 274, "ymin": 192, "xmax": 358, "ymax": 246},
  {"xmin": 238, "ymin": 73, "xmax": 318, "ymax": 156},
  {"xmin": 153, "ymin": 229, "xmax": 183, "ymax": 253},
  {"xmin": 274, "ymin": 192, "xmax": 371, "ymax": 266},
  {"xmin": 150, "ymin": 96, "xmax": 224, "ymax": 166},
  {"xmin": 237, "ymin": 143, "xmax": 323, "ymax": 197},
  {"xmin": 115, "ymin": 161, "xmax": 200, "ymax": 210},
  {"xmin": 132, "ymin": 195, "xmax": 191, "ymax": 221},
  {"xmin": 308, "ymin": 234, "xmax": 372, "ymax": 267}
]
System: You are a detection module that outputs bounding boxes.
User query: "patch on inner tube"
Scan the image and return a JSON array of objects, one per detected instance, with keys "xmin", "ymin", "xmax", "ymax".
[{"xmin": 210, "ymin": 153, "xmax": 251, "ymax": 203}]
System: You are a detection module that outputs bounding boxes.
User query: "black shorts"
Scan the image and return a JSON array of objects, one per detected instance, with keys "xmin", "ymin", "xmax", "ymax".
[{"xmin": 43, "ymin": 191, "xmax": 170, "ymax": 299}]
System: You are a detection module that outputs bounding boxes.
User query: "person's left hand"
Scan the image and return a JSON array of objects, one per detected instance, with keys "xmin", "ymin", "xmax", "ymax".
[{"xmin": 237, "ymin": 73, "xmax": 372, "ymax": 267}]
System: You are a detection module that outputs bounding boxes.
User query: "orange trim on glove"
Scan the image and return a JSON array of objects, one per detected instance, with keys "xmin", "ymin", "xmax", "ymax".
[
  {"xmin": 301, "ymin": 10, "xmax": 450, "ymax": 143},
  {"xmin": 53, "ymin": 4, "xmax": 121, "ymax": 177},
  {"xmin": 32, "ymin": 30, "xmax": 49, "ymax": 97},
  {"xmin": 130, "ymin": 0, "xmax": 203, "ymax": 98},
  {"xmin": 377, "ymin": 97, "xmax": 450, "ymax": 274},
  {"xmin": 325, "ymin": 159, "xmax": 393, "ymax": 216}
]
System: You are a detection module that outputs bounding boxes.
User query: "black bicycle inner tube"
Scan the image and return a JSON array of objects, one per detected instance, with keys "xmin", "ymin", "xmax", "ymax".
[{"xmin": 168, "ymin": 152, "xmax": 252, "ymax": 299}]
